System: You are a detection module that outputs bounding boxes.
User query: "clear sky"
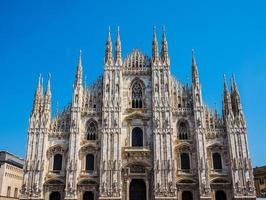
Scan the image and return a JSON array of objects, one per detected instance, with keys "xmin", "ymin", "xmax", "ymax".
[{"xmin": 0, "ymin": 0, "xmax": 265, "ymax": 166}]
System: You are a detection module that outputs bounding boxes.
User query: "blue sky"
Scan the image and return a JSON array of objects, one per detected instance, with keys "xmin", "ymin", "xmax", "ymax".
[{"xmin": 0, "ymin": 0, "xmax": 265, "ymax": 166}]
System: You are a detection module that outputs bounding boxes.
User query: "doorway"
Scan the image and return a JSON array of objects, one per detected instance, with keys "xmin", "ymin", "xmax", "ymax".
[
  {"xmin": 129, "ymin": 179, "xmax": 146, "ymax": 200},
  {"xmin": 83, "ymin": 191, "xmax": 94, "ymax": 200}
]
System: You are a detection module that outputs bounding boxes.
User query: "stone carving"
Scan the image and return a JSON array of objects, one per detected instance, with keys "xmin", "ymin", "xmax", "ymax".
[{"xmin": 22, "ymin": 31, "xmax": 256, "ymax": 200}]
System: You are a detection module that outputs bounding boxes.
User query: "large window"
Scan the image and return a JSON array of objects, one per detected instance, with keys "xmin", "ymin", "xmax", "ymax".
[
  {"xmin": 132, "ymin": 127, "xmax": 143, "ymax": 147},
  {"xmin": 86, "ymin": 154, "xmax": 94, "ymax": 171},
  {"xmin": 178, "ymin": 122, "xmax": 189, "ymax": 140},
  {"xmin": 53, "ymin": 154, "xmax": 63, "ymax": 171},
  {"xmin": 213, "ymin": 153, "xmax": 222, "ymax": 170},
  {"xmin": 132, "ymin": 82, "xmax": 143, "ymax": 108},
  {"xmin": 87, "ymin": 121, "xmax": 97, "ymax": 140},
  {"xmin": 181, "ymin": 153, "xmax": 190, "ymax": 170}
]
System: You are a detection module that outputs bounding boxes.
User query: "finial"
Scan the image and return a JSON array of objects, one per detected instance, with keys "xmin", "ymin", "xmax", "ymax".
[
  {"xmin": 153, "ymin": 26, "xmax": 157, "ymax": 41},
  {"xmin": 116, "ymin": 26, "xmax": 121, "ymax": 42},
  {"xmin": 108, "ymin": 26, "xmax": 111, "ymax": 41},
  {"xmin": 38, "ymin": 73, "xmax": 42, "ymax": 84},
  {"xmin": 78, "ymin": 49, "xmax": 82, "ymax": 65},
  {"xmin": 162, "ymin": 26, "xmax": 166, "ymax": 41},
  {"xmin": 192, "ymin": 49, "xmax": 196, "ymax": 66}
]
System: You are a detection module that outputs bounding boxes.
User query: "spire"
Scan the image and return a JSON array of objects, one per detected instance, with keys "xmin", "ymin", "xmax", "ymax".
[
  {"xmin": 44, "ymin": 74, "xmax": 52, "ymax": 112},
  {"xmin": 160, "ymin": 26, "xmax": 169, "ymax": 64},
  {"xmin": 230, "ymin": 75, "xmax": 242, "ymax": 116},
  {"xmin": 45, "ymin": 73, "xmax": 51, "ymax": 97},
  {"xmin": 231, "ymin": 74, "xmax": 240, "ymax": 95},
  {"xmin": 75, "ymin": 50, "xmax": 83, "ymax": 87},
  {"xmin": 222, "ymin": 74, "xmax": 232, "ymax": 118},
  {"xmin": 32, "ymin": 74, "xmax": 43, "ymax": 113},
  {"xmin": 192, "ymin": 49, "xmax": 199, "ymax": 86},
  {"xmin": 105, "ymin": 26, "xmax": 113, "ymax": 64},
  {"xmin": 37, "ymin": 74, "xmax": 42, "ymax": 95},
  {"xmin": 223, "ymin": 74, "xmax": 229, "ymax": 95},
  {"xmin": 152, "ymin": 26, "xmax": 159, "ymax": 62},
  {"xmin": 115, "ymin": 26, "xmax": 122, "ymax": 63}
]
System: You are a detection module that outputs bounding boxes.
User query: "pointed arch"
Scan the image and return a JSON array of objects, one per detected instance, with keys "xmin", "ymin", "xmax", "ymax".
[
  {"xmin": 86, "ymin": 119, "xmax": 97, "ymax": 140},
  {"xmin": 131, "ymin": 78, "xmax": 145, "ymax": 108},
  {"xmin": 177, "ymin": 120, "xmax": 190, "ymax": 140}
]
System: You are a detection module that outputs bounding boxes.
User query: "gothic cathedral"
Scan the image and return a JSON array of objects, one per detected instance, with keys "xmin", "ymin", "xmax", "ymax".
[{"xmin": 20, "ymin": 28, "xmax": 256, "ymax": 200}]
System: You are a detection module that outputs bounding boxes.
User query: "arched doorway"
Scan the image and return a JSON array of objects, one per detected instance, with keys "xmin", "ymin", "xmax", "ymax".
[
  {"xmin": 129, "ymin": 179, "xmax": 146, "ymax": 200},
  {"xmin": 182, "ymin": 191, "xmax": 193, "ymax": 200},
  {"xmin": 83, "ymin": 191, "xmax": 94, "ymax": 200},
  {"xmin": 215, "ymin": 190, "xmax": 227, "ymax": 200},
  {"xmin": 50, "ymin": 191, "xmax": 61, "ymax": 200}
]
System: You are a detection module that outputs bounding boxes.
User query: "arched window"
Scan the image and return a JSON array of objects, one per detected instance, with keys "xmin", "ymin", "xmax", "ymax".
[
  {"xmin": 50, "ymin": 191, "xmax": 61, "ymax": 200},
  {"xmin": 178, "ymin": 122, "xmax": 189, "ymax": 140},
  {"xmin": 182, "ymin": 191, "xmax": 193, "ymax": 200},
  {"xmin": 53, "ymin": 154, "xmax": 62, "ymax": 171},
  {"xmin": 87, "ymin": 121, "xmax": 97, "ymax": 140},
  {"xmin": 86, "ymin": 154, "xmax": 94, "ymax": 171},
  {"xmin": 215, "ymin": 190, "xmax": 227, "ymax": 200},
  {"xmin": 132, "ymin": 82, "xmax": 143, "ymax": 108},
  {"xmin": 132, "ymin": 127, "xmax": 143, "ymax": 147},
  {"xmin": 181, "ymin": 153, "xmax": 190, "ymax": 170},
  {"xmin": 213, "ymin": 153, "xmax": 222, "ymax": 170}
]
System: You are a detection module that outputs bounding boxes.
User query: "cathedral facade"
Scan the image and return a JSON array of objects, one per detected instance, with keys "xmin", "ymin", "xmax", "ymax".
[{"xmin": 20, "ymin": 28, "xmax": 256, "ymax": 200}]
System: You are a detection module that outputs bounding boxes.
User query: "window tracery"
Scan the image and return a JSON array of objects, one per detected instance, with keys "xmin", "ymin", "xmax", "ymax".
[
  {"xmin": 132, "ymin": 82, "xmax": 143, "ymax": 108},
  {"xmin": 87, "ymin": 120, "xmax": 97, "ymax": 140},
  {"xmin": 178, "ymin": 122, "xmax": 189, "ymax": 140}
]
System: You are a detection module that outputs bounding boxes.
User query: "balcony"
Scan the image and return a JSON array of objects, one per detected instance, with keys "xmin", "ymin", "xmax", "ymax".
[
  {"xmin": 122, "ymin": 146, "xmax": 151, "ymax": 162},
  {"xmin": 80, "ymin": 170, "xmax": 98, "ymax": 177}
]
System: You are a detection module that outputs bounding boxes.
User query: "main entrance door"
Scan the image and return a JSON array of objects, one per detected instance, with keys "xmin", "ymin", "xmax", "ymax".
[
  {"xmin": 215, "ymin": 190, "xmax": 227, "ymax": 200},
  {"xmin": 50, "ymin": 191, "xmax": 61, "ymax": 200},
  {"xmin": 83, "ymin": 191, "xmax": 94, "ymax": 200},
  {"xmin": 129, "ymin": 179, "xmax": 146, "ymax": 200}
]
